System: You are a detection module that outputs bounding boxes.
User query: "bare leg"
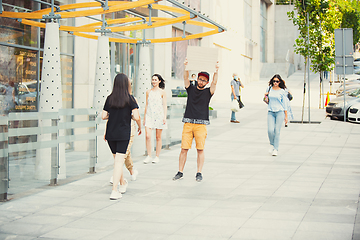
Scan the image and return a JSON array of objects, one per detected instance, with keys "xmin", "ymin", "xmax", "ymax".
[
  {"xmin": 145, "ymin": 126, "xmax": 152, "ymax": 157},
  {"xmin": 113, "ymin": 153, "xmax": 129, "ymax": 182},
  {"xmin": 112, "ymin": 153, "xmax": 126, "ymax": 191},
  {"xmin": 196, "ymin": 149, "xmax": 205, "ymax": 173},
  {"xmin": 179, "ymin": 148, "xmax": 188, "ymax": 172},
  {"xmin": 155, "ymin": 129, "xmax": 163, "ymax": 157}
]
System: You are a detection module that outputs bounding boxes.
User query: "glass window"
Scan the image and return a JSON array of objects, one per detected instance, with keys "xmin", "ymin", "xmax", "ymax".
[
  {"xmin": 171, "ymin": 28, "xmax": 200, "ymax": 80},
  {"xmin": 0, "ymin": 45, "xmax": 38, "ymax": 113},
  {"xmin": 0, "ymin": 18, "xmax": 39, "ymax": 48},
  {"xmin": 61, "ymin": 55, "xmax": 73, "ymax": 109},
  {"xmin": 59, "ymin": 19, "xmax": 74, "ymax": 54},
  {"xmin": 244, "ymin": 0, "xmax": 252, "ymax": 39}
]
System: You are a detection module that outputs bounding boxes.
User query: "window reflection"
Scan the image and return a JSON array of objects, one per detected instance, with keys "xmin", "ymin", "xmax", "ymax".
[{"xmin": 0, "ymin": 46, "xmax": 38, "ymax": 114}]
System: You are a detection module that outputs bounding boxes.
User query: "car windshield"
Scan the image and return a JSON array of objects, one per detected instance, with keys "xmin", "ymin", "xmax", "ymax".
[{"xmin": 350, "ymin": 88, "xmax": 360, "ymax": 97}]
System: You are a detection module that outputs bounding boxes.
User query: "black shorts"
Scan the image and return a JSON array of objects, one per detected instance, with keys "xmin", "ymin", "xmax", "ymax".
[{"xmin": 107, "ymin": 140, "xmax": 129, "ymax": 154}]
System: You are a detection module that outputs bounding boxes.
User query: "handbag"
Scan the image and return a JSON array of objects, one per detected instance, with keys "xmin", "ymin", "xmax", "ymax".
[
  {"xmin": 263, "ymin": 95, "xmax": 269, "ymax": 104},
  {"xmin": 230, "ymin": 99, "xmax": 240, "ymax": 112},
  {"xmin": 287, "ymin": 92, "xmax": 293, "ymax": 101},
  {"xmin": 263, "ymin": 86, "xmax": 270, "ymax": 104},
  {"xmin": 238, "ymin": 98, "xmax": 245, "ymax": 109}
]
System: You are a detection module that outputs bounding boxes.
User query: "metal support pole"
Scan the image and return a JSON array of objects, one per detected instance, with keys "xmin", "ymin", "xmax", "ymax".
[
  {"xmin": 110, "ymin": 41, "xmax": 115, "ymax": 81},
  {"xmin": 182, "ymin": 21, "xmax": 186, "ymax": 38},
  {"xmin": 89, "ymin": 115, "xmax": 97, "ymax": 174},
  {"xmin": 0, "ymin": 0, "xmax": 3, "ymax": 14},
  {"xmin": 50, "ymin": 0, "xmax": 54, "ymax": 16},
  {"xmin": 148, "ymin": 4, "xmax": 152, "ymax": 26},
  {"xmin": 343, "ymin": 29, "xmax": 346, "ymax": 122},
  {"xmin": 307, "ymin": 12, "xmax": 311, "ymax": 123},
  {"xmin": 50, "ymin": 118, "xmax": 59, "ymax": 185},
  {"xmin": 166, "ymin": 0, "xmax": 226, "ymax": 32},
  {"xmin": 0, "ymin": 121, "xmax": 8, "ymax": 201}
]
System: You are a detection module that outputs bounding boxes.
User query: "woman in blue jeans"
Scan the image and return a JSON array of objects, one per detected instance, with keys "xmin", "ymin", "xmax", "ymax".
[{"xmin": 264, "ymin": 74, "xmax": 288, "ymax": 156}]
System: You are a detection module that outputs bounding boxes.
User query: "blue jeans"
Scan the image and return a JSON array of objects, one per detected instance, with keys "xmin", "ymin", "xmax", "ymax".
[
  {"xmin": 231, "ymin": 95, "xmax": 238, "ymax": 121},
  {"xmin": 267, "ymin": 111, "xmax": 285, "ymax": 151}
]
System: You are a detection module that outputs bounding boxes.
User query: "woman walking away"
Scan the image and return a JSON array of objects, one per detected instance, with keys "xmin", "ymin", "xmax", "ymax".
[
  {"xmin": 109, "ymin": 83, "xmax": 141, "ymax": 184},
  {"xmin": 143, "ymin": 74, "xmax": 167, "ymax": 164},
  {"xmin": 264, "ymin": 74, "xmax": 289, "ymax": 156},
  {"xmin": 102, "ymin": 73, "xmax": 140, "ymax": 200}
]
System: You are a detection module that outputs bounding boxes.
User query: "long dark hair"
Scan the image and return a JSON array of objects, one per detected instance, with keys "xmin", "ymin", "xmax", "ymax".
[
  {"xmin": 153, "ymin": 74, "xmax": 165, "ymax": 89},
  {"xmin": 108, "ymin": 73, "xmax": 131, "ymax": 108},
  {"xmin": 269, "ymin": 74, "xmax": 287, "ymax": 89}
]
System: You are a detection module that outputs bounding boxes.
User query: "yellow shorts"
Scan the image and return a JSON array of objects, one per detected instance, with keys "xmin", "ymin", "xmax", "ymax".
[{"xmin": 181, "ymin": 123, "xmax": 207, "ymax": 150}]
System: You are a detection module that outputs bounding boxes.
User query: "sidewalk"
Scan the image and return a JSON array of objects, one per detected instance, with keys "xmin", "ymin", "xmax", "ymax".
[{"xmin": 1, "ymin": 72, "xmax": 360, "ymax": 240}]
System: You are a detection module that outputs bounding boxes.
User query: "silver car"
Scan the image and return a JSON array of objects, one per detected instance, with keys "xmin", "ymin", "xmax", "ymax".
[{"xmin": 326, "ymin": 88, "xmax": 360, "ymax": 120}]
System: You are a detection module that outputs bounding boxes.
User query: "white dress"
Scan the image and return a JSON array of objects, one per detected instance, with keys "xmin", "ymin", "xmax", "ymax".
[{"xmin": 145, "ymin": 89, "xmax": 167, "ymax": 129}]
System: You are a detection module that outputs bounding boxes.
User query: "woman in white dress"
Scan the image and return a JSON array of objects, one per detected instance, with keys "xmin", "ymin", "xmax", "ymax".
[{"xmin": 143, "ymin": 74, "xmax": 167, "ymax": 163}]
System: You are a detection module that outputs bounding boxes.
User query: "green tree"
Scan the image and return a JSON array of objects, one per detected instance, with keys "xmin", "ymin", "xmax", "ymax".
[
  {"xmin": 338, "ymin": 0, "xmax": 360, "ymax": 46},
  {"xmin": 288, "ymin": 0, "xmax": 341, "ymax": 74},
  {"xmin": 288, "ymin": 0, "xmax": 341, "ymax": 109}
]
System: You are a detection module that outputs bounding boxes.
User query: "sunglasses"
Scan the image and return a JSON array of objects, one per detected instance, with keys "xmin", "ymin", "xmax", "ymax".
[
  {"xmin": 198, "ymin": 78, "xmax": 208, "ymax": 83},
  {"xmin": 273, "ymin": 80, "xmax": 280, "ymax": 83}
]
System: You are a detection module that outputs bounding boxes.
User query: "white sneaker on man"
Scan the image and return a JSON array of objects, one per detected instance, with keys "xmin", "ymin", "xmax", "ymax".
[
  {"xmin": 110, "ymin": 190, "xmax": 122, "ymax": 200},
  {"xmin": 152, "ymin": 156, "xmax": 160, "ymax": 163},
  {"xmin": 118, "ymin": 179, "xmax": 128, "ymax": 193},
  {"xmin": 272, "ymin": 149, "xmax": 278, "ymax": 156},
  {"xmin": 143, "ymin": 156, "xmax": 152, "ymax": 164},
  {"xmin": 131, "ymin": 169, "xmax": 138, "ymax": 181}
]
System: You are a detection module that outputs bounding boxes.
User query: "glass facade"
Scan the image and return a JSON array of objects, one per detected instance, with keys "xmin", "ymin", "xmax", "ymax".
[
  {"xmin": 0, "ymin": 0, "xmax": 75, "ymax": 114},
  {"xmin": 0, "ymin": 0, "xmax": 77, "ymax": 198}
]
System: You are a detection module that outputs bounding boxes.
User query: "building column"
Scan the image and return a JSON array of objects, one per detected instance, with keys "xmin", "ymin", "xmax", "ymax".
[
  {"xmin": 36, "ymin": 22, "xmax": 65, "ymax": 180},
  {"xmin": 135, "ymin": 44, "xmax": 151, "ymax": 110},
  {"xmin": 93, "ymin": 35, "xmax": 112, "ymax": 112},
  {"xmin": 93, "ymin": 36, "xmax": 113, "ymax": 164}
]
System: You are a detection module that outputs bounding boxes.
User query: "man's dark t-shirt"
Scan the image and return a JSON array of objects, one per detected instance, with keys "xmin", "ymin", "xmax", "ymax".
[
  {"xmin": 182, "ymin": 84, "xmax": 213, "ymax": 125},
  {"xmin": 103, "ymin": 95, "xmax": 138, "ymax": 141}
]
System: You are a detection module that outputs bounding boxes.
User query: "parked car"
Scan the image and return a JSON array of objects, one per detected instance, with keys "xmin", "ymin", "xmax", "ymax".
[
  {"xmin": 354, "ymin": 65, "xmax": 360, "ymax": 75},
  {"xmin": 15, "ymin": 82, "xmax": 37, "ymax": 106},
  {"xmin": 326, "ymin": 88, "xmax": 360, "ymax": 120},
  {"xmin": 336, "ymin": 85, "xmax": 360, "ymax": 96},
  {"xmin": 348, "ymin": 102, "xmax": 360, "ymax": 123}
]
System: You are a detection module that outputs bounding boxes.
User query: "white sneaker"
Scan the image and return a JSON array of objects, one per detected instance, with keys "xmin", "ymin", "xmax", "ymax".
[
  {"xmin": 272, "ymin": 149, "xmax": 278, "ymax": 156},
  {"xmin": 118, "ymin": 179, "xmax": 128, "ymax": 193},
  {"xmin": 269, "ymin": 145, "xmax": 274, "ymax": 154},
  {"xmin": 143, "ymin": 156, "xmax": 152, "ymax": 164},
  {"xmin": 152, "ymin": 156, "xmax": 160, "ymax": 163},
  {"xmin": 109, "ymin": 176, "xmax": 113, "ymax": 185},
  {"xmin": 131, "ymin": 169, "xmax": 138, "ymax": 181},
  {"xmin": 110, "ymin": 190, "xmax": 122, "ymax": 200}
]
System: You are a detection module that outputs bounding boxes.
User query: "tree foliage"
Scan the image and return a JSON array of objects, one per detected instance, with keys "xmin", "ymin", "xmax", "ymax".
[
  {"xmin": 287, "ymin": 0, "xmax": 342, "ymax": 73},
  {"xmin": 337, "ymin": 0, "xmax": 360, "ymax": 46}
]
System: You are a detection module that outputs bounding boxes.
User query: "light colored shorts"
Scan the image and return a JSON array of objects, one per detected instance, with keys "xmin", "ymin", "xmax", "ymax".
[{"xmin": 181, "ymin": 123, "xmax": 207, "ymax": 150}]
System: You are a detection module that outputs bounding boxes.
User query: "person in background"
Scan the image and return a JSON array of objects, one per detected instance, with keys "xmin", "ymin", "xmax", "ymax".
[
  {"xmin": 143, "ymin": 74, "xmax": 167, "ymax": 164},
  {"xmin": 264, "ymin": 74, "xmax": 289, "ymax": 156},
  {"xmin": 190, "ymin": 73, "xmax": 197, "ymax": 86},
  {"xmin": 102, "ymin": 73, "xmax": 140, "ymax": 200},
  {"xmin": 230, "ymin": 73, "xmax": 244, "ymax": 123}
]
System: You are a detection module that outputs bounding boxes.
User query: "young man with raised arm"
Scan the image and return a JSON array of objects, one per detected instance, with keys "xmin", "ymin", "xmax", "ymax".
[{"xmin": 173, "ymin": 59, "xmax": 219, "ymax": 182}]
